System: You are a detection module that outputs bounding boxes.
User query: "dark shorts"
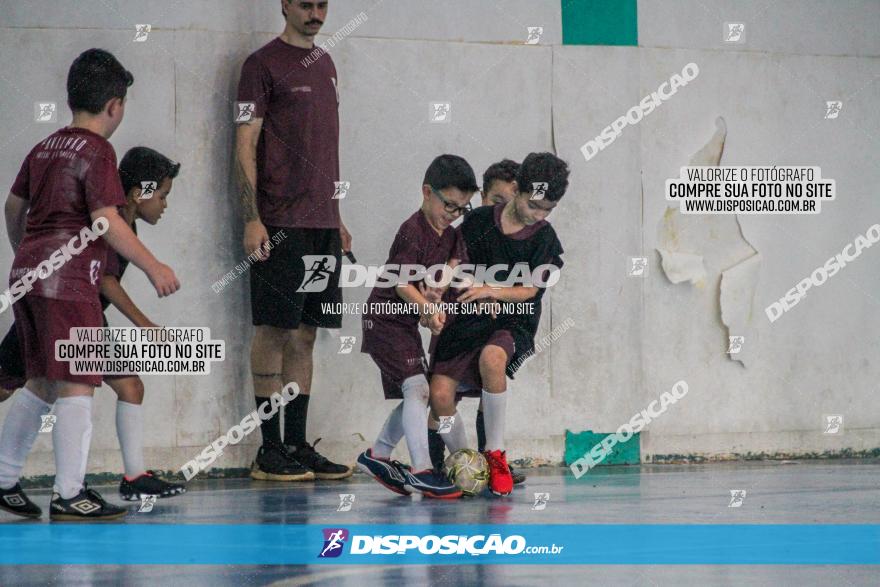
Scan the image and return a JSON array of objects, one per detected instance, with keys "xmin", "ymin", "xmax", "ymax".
[
  {"xmin": 363, "ymin": 327, "xmax": 427, "ymax": 400},
  {"xmin": 100, "ymin": 313, "xmax": 129, "ymax": 382},
  {"xmin": 431, "ymin": 329, "xmax": 515, "ymax": 397},
  {"xmin": 0, "ymin": 325, "xmax": 26, "ymax": 390},
  {"xmin": 250, "ymin": 226, "xmax": 343, "ymax": 329},
  {"xmin": 13, "ymin": 295, "xmax": 104, "ymax": 387}
]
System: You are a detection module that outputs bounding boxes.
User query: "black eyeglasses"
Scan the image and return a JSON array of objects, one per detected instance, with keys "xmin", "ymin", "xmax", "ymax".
[{"xmin": 430, "ymin": 186, "xmax": 473, "ymax": 216}]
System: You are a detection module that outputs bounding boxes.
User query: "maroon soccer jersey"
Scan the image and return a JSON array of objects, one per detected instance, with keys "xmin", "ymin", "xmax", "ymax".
[
  {"xmin": 361, "ymin": 210, "xmax": 463, "ymax": 354},
  {"xmin": 9, "ymin": 127, "xmax": 125, "ymax": 303},
  {"xmin": 237, "ymin": 38, "xmax": 340, "ymax": 229}
]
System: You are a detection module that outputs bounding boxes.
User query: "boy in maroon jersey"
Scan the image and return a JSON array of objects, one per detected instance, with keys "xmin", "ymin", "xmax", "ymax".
[
  {"xmin": 0, "ymin": 49, "xmax": 179, "ymax": 521},
  {"xmin": 355, "ymin": 155, "xmax": 477, "ymax": 499},
  {"xmin": 0, "ymin": 147, "xmax": 186, "ymax": 505}
]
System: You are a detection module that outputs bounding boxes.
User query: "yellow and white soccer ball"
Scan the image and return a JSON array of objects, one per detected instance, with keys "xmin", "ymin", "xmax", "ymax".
[{"xmin": 445, "ymin": 449, "xmax": 489, "ymax": 496}]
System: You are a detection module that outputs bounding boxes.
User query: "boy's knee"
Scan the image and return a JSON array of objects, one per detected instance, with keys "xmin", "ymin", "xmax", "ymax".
[{"xmin": 479, "ymin": 345, "xmax": 508, "ymax": 372}]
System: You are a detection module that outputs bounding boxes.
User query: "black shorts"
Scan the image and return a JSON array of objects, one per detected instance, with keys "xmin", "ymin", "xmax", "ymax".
[
  {"xmin": 0, "ymin": 324, "xmax": 25, "ymax": 390},
  {"xmin": 250, "ymin": 226, "xmax": 343, "ymax": 329}
]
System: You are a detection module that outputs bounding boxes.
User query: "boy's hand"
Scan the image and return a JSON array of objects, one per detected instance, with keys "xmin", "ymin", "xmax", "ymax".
[
  {"xmin": 457, "ymin": 285, "xmax": 497, "ymax": 304},
  {"xmin": 418, "ymin": 281, "xmax": 443, "ymax": 304},
  {"xmin": 147, "ymin": 263, "xmax": 180, "ymax": 297},
  {"xmin": 426, "ymin": 311, "xmax": 446, "ymax": 335},
  {"xmin": 244, "ymin": 220, "xmax": 270, "ymax": 261}
]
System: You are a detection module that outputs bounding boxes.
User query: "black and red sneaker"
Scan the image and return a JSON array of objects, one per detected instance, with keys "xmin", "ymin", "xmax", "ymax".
[
  {"xmin": 120, "ymin": 471, "xmax": 186, "ymax": 501},
  {"xmin": 485, "ymin": 450, "xmax": 513, "ymax": 496}
]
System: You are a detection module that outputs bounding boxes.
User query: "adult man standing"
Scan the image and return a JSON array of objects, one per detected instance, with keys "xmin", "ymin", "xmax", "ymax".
[{"xmin": 236, "ymin": 0, "xmax": 351, "ymax": 481}]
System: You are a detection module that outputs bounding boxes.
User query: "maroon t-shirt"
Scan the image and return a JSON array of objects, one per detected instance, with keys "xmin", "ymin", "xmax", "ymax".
[
  {"xmin": 361, "ymin": 210, "xmax": 464, "ymax": 355},
  {"xmin": 10, "ymin": 127, "xmax": 125, "ymax": 303},
  {"xmin": 237, "ymin": 38, "xmax": 340, "ymax": 229}
]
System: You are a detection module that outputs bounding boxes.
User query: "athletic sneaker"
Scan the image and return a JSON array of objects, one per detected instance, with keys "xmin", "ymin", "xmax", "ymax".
[
  {"xmin": 356, "ymin": 449, "xmax": 411, "ymax": 496},
  {"xmin": 287, "ymin": 439, "xmax": 352, "ymax": 480},
  {"xmin": 0, "ymin": 483, "xmax": 41, "ymax": 519},
  {"xmin": 402, "ymin": 468, "xmax": 462, "ymax": 499},
  {"xmin": 120, "ymin": 471, "xmax": 186, "ymax": 501},
  {"xmin": 485, "ymin": 450, "xmax": 513, "ymax": 496},
  {"xmin": 250, "ymin": 445, "xmax": 315, "ymax": 482},
  {"xmin": 511, "ymin": 466, "xmax": 526, "ymax": 486},
  {"xmin": 50, "ymin": 484, "xmax": 126, "ymax": 521}
]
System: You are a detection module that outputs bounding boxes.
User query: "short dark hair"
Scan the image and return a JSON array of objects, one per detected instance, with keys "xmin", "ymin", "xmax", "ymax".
[
  {"xmin": 482, "ymin": 159, "xmax": 520, "ymax": 194},
  {"xmin": 516, "ymin": 152, "xmax": 570, "ymax": 202},
  {"xmin": 67, "ymin": 49, "xmax": 134, "ymax": 114},
  {"xmin": 423, "ymin": 154, "xmax": 479, "ymax": 193},
  {"xmin": 119, "ymin": 147, "xmax": 181, "ymax": 195}
]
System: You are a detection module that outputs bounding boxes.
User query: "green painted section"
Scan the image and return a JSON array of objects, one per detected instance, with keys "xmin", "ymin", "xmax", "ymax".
[
  {"xmin": 561, "ymin": 0, "xmax": 638, "ymax": 46},
  {"xmin": 564, "ymin": 429, "xmax": 640, "ymax": 467}
]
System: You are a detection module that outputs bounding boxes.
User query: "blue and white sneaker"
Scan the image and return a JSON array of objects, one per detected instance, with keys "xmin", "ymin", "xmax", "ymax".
[
  {"xmin": 357, "ymin": 449, "xmax": 411, "ymax": 496},
  {"xmin": 402, "ymin": 468, "xmax": 463, "ymax": 499}
]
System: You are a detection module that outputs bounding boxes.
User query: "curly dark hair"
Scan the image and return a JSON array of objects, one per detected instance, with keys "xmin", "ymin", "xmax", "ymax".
[
  {"xmin": 516, "ymin": 152, "xmax": 570, "ymax": 202},
  {"xmin": 482, "ymin": 159, "xmax": 520, "ymax": 194}
]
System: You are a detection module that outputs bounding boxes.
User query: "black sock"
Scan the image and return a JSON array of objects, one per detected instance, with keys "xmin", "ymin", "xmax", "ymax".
[
  {"xmin": 255, "ymin": 395, "xmax": 282, "ymax": 450},
  {"xmin": 427, "ymin": 427, "xmax": 446, "ymax": 470},
  {"xmin": 284, "ymin": 393, "xmax": 310, "ymax": 446},
  {"xmin": 476, "ymin": 409, "xmax": 486, "ymax": 452}
]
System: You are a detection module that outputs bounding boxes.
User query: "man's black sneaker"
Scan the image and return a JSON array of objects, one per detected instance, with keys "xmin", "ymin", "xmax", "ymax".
[
  {"xmin": 427, "ymin": 428, "xmax": 447, "ymax": 472},
  {"xmin": 402, "ymin": 468, "xmax": 462, "ymax": 499},
  {"xmin": 0, "ymin": 483, "xmax": 41, "ymax": 519},
  {"xmin": 50, "ymin": 485, "xmax": 126, "ymax": 521},
  {"xmin": 511, "ymin": 466, "xmax": 526, "ymax": 486},
  {"xmin": 250, "ymin": 445, "xmax": 315, "ymax": 481},
  {"xmin": 120, "ymin": 471, "xmax": 187, "ymax": 501},
  {"xmin": 356, "ymin": 449, "xmax": 411, "ymax": 496},
  {"xmin": 287, "ymin": 439, "xmax": 352, "ymax": 480}
]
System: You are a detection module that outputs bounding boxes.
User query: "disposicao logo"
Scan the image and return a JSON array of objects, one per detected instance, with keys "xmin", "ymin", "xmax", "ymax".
[{"xmin": 319, "ymin": 528, "xmax": 349, "ymax": 558}]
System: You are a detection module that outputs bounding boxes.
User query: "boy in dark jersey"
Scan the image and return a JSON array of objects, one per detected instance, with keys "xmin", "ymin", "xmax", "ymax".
[
  {"xmin": 0, "ymin": 49, "xmax": 179, "ymax": 521},
  {"xmin": 426, "ymin": 159, "xmax": 528, "ymax": 486},
  {"xmin": 429, "ymin": 152, "xmax": 568, "ymax": 496},
  {"xmin": 0, "ymin": 147, "xmax": 185, "ymax": 504},
  {"xmin": 356, "ymin": 155, "xmax": 477, "ymax": 499}
]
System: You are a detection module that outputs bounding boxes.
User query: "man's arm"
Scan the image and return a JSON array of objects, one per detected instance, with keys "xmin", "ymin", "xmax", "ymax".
[
  {"xmin": 92, "ymin": 206, "xmax": 179, "ymax": 298},
  {"xmin": 100, "ymin": 275, "xmax": 156, "ymax": 327},
  {"xmin": 4, "ymin": 193, "xmax": 28, "ymax": 252},
  {"xmin": 235, "ymin": 119, "xmax": 271, "ymax": 260}
]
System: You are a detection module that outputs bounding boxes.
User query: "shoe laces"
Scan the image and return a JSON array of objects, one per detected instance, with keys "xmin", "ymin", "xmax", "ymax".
[
  {"xmin": 485, "ymin": 451, "xmax": 509, "ymax": 476},
  {"xmin": 298, "ymin": 439, "xmax": 329, "ymax": 464},
  {"xmin": 83, "ymin": 484, "xmax": 107, "ymax": 506}
]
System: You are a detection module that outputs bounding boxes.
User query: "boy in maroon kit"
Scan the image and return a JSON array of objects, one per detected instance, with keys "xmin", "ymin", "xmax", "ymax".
[
  {"xmin": 430, "ymin": 152, "xmax": 569, "ymax": 496},
  {"xmin": 0, "ymin": 49, "xmax": 179, "ymax": 521},
  {"xmin": 356, "ymin": 155, "xmax": 477, "ymax": 499}
]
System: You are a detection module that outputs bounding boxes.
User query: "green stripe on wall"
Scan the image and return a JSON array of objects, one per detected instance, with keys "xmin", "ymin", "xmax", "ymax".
[{"xmin": 561, "ymin": 0, "xmax": 638, "ymax": 46}]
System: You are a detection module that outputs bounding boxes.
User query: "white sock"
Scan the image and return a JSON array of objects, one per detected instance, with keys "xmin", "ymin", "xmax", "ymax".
[
  {"xmin": 0, "ymin": 388, "xmax": 52, "ymax": 489},
  {"xmin": 373, "ymin": 401, "xmax": 404, "ymax": 459},
  {"xmin": 116, "ymin": 400, "xmax": 145, "ymax": 479},
  {"xmin": 481, "ymin": 390, "xmax": 507, "ymax": 451},
  {"xmin": 437, "ymin": 410, "xmax": 468, "ymax": 454},
  {"xmin": 52, "ymin": 396, "xmax": 93, "ymax": 499},
  {"xmin": 401, "ymin": 375, "xmax": 432, "ymax": 472}
]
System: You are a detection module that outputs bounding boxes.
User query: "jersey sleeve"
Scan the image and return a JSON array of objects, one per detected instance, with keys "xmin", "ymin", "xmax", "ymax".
[
  {"xmin": 237, "ymin": 54, "xmax": 272, "ymax": 119},
  {"xmin": 9, "ymin": 153, "xmax": 31, "ymax": 200},
  {"xmin": 83, "ymin": 146, "xmax": 126, "ymax": 213}
]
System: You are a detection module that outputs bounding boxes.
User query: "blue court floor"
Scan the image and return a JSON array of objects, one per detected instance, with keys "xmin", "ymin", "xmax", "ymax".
[{"xmin": 1, "ymin": 460, "xmax": 878, "ymax": 586}]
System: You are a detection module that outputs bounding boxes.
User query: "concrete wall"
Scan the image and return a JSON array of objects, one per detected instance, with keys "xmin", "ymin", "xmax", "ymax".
[{"xmin": 0, "ymin": 0, "xmax": 876, "ymax": 478}]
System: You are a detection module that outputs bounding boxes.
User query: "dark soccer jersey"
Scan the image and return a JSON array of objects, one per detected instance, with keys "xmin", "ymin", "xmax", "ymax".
[
  {"xmin": 99, "ymin": 222, "xmax": 135, "ymax": 311},
  {"xmin": 237, "ymin": 38, "xmax": 340, "ymax": 229},
  {"xmin": 10, "ymin": 127, "xmax": 126, "ymax": 302},
  {"xmin": 433, "ymin": 203, "xmax": 564, "ymax": 377},
  {"xmin": 361, "ymin": 210, "xmax": 463, "ymax": 354}
]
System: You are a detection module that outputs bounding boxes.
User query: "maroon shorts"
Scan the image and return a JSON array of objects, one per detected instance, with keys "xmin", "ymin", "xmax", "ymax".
[
  {"xmin": 13, "ymin": 295, "xmax": 104, "ymax": 387},
  {"xmin": 430, "ymin": 329, "xmax": 515, "ymax": 397},
  {"xmin": 364, "ymin": 337, "xmax": 427, "ymax": 400}
]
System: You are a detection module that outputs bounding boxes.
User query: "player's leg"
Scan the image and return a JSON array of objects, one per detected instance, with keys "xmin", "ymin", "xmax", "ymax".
[
  {"xmin": 429, "ymin": 374, "xmax": 468, "ymax": 454},
  {"xmin": 283, "ymin": 227, "xmax": 351, "ymax": 479},
  {"xmin": 0, "ymin": 377, "xmax": 53, "ymax": 518},
  {"xmin": 48, "ymin": 379, "xmax": 126, "ymax": 520},
  {"xmin": 106, "ymin": 375, "xmax": 185, "ymax": 500},
  {"xmin": 479, "ymin": 343, "xmax": 514, "ymax": 496},
  {"xmin": 0, "ymin": 324, "xmax": 27, "ymax": 402},
  {"xmin": 249, "ymin": 325, "xmax": 313, "ymax": 481}
]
